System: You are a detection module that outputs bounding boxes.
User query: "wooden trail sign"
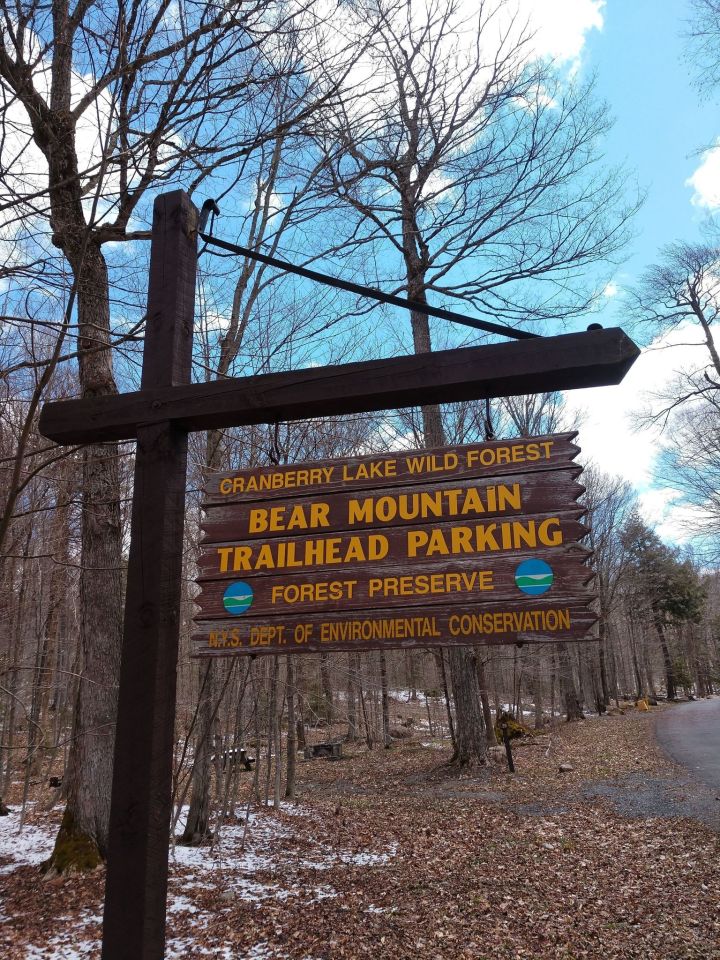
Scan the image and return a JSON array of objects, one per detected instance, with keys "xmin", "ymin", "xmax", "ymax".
[
  {"xmin": 195, "ymin": 603, "xmax": 599, "ymax": 657},
  {"xmin": 36, "ymin": 190, "xmax": 639, "ymax": 960},
  {"xmin": 202, "ymin": 434, "xmax": 582, "ymax": 504},
  {"xmin": 193, "ymin": 433, "xmax": 597, "ymax": 657}
]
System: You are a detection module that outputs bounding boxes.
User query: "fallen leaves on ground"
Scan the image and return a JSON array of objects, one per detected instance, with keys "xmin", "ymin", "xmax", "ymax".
[{"xmin": 2, "ymin": 704, "xmax": 719, "ymax": 959}]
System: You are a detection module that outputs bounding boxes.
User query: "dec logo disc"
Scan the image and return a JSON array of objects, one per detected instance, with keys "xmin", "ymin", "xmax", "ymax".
[
  {"xmin": 223, "ymin": 581, "xmax": 254, "ymax": 615},
  {"xmin": 514, "ymin": 559, "xmax": 554, "ymax": 596}
]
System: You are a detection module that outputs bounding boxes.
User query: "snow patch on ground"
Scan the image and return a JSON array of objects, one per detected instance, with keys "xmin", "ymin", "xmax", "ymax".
[
  {"xmin": 165, "ymin": 940, "xmax": 287, "ymax": 959},
  {"xmin": 292, "ymin": 842, "xmax": 397, "ymax": 872},
  {"xmin": 170, "ymin": 810, "xmax": 304, "ymax": 904},
  {"xmin": 3, "ymin": 803, "xmax": 397, "ymax": 957},
  {"xmin": 25, "ymin": 943, "xmax": 97, "ymax": 959},
  {"xmin": 167, "ymin": 893, "xmax": 199, "ymax": 914},
  {"xmin": 24, "ymin": 912, "xmax": 102, "ymax": 959},
  {"xmin": 365, "ymin": 903, "xmax": 386, "ymax": 914},
  {"xmin": 388, "ymin": 689, "xmax": 430, "ymax": 703},
  {"xmin": 0, "ymin": 807, "xmax": 55, "ymax": 874}
]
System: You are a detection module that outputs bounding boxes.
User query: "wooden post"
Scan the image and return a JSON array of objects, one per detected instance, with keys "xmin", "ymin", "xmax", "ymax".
[{"xmin": 102, "ymin": 192, "xmax": 198, "ymax": 959}]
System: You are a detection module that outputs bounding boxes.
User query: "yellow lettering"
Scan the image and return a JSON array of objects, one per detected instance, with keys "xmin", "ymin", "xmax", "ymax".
[
  {"xmin": 249, "ymin": 508, "xmax": 268, "ymax": 533},
  {"xmin": 498, "ymin": 483, "xmax": 521, "ymax": 511},
  {"xmin": 512, "ymin": 520, "xmax": 537, "ymax": 550},
  {"xmin": 407, "ymin": 530, "xmax": 428, "ymax": 557},
  {"xmin": 538, "ymin": 517, "xmax": 563, "ymax": 546},
  {"xmin": 348, "ymin": 498, "xmax": 373, "ymax": 524},
  {"xmin": 450, "ymin": 526, "xmax": 473, "ymax": 553}
]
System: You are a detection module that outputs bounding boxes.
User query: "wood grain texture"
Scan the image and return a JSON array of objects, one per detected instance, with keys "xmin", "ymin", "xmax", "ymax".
[
  {"xmin": 39, "ymin": 328, "xmax": 639, "ymax": 444},
  {"xmin": 102, "ymin": 191, "xmax": 197, "ymax": 960},
  {"xmin": 191, "ymin": 600, "xmax": 599, "ymax": 658},
  {"xmin": 203, "ymin": 434, "xmax": 582, "ymax": 504},
  {"xmin": 201, "ymin": 470, "xmax": 585, "ymax": 543},
  {"xmin": 196, "ymin": 510, "xmax": 588, "ymax": 580},
  {"xmin": 193, "ymin": 548, "xmax": 594, "ymax": 620}
]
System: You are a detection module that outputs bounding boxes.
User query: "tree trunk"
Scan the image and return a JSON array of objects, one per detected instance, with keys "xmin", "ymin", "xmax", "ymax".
[
  {"xmin": 295, "ymin": 657, "xmax": 307, "ymax": 750},
  {"xmin": 407, "ymin": 651, "xmax": 418, "ymax": 700},
  {"xmin": 437, "ymin": 650, "xmax": 456, "ymax": 747},
  {"xmin": 273, "ymin": 662, "xmax": 282, "ymax": 808},
  {"xmin": 557, "ymin": 643, "xmax": 584, "ymax": 721},
  {"xmin": 345, "ymin": 653, "xmax": 359, "ymax": 741},
  {"xmin": 357, "ymin": 660, "xmax": 374, "ymax": 749},
  {"xmin": 180, "ymin": 664, "xmax": 215, "ymax": 844},
  {"xmin": 475, "ymin": 656, "xmax": 498, "ymax": 746},
  {"xmin": 597, "ymin": 610, "xmax": 610, "ymax": 712},
  {"xmin": 448, "ymin": 648, "xmax": 488, "ymax": 764},
  {"xmin": 46, "ymin": 242, "xmax": 122, "ymax": 872},
  {"xmin": 2, "ymin": 539, "xmax": 30, "ymax": 794},
  {"xmin": 285, "ymin": 656, "xmax": 296, "ymax": 800},
  {"xmin": 379, "ymin": 652, "xmax": 391, "ymax": 748},
  {"xmin": 320, "ymin": 654, "xmax": 334, "ymax": 723},
  {"xmin": 532, "ymin": 656, "xmax": 544, "ymax": 730},
  {"xmin": 654, "ymin": 615, "xmax": 677, "ymax": 701},
  {"xmin": 405, "ymin": 282, "xmax": 486, "ymax": 766}
]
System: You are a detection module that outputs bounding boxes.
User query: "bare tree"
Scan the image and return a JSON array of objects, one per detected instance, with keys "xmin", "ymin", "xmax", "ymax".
[
  {"xmin": 0, "ymin": 0, "xmax": 356, "ymax": 871},
  {"xmin": 313, "ymin": 0, "xmax": 636, "ymax": 764},
  {"xmin": 658, "ymin": 399, "xmax": 720, "ymax": 561},
  {"xmin": 316, "ymin": 0, "xmax": 637, "ymax": 327},
  {"xmin": 628, "ymin": 242, "xmax": 720, "ymax": 562},
  {"xmin": 630, "ymin": 242, "xmax": 720, "ymax": 402},
  {"xmin": 687, "ymin": 0, "xmax": 720, "ymax": 91},
  {"xmin": 499, "ymin": 392, "xmax": 569, "ymax": 438},
  {"xmin": 582, "ymin": 467, "xmax": 636, "ymax": 710},
  {"xmin": 621, "ymin": 514, "xmax": 707, "ymax": 702}
]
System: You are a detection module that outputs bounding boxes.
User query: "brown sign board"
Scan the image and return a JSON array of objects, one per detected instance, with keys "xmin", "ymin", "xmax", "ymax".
[
  {"xmin": 203, "ymin": 434, "xmax": 580, "ymax": 503},
  {"xmin": 192, "ymin": 433, "xmax": 597, "ymax": 657},
  {"xmin": 201, "ymin": 470, "xmax": 583, "ymax": 542},
  {"xmin": 193, "ymin": 603, "xmax": 598, "ymax": 657}
]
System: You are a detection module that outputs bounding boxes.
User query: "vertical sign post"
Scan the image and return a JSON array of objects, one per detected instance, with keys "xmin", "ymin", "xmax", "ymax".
[{"xmin": 101, "ymin": 192, "xmax": 198, "ymax": 960}]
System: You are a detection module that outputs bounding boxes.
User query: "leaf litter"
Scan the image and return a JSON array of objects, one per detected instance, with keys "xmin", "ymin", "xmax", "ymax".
[{"xmin": 1, "ymin": 706, "xmax": 719, "ymax": 958}]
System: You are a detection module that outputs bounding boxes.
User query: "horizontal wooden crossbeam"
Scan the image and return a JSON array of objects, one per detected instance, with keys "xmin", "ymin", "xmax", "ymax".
[{"xmin": 39, "ymin": 327, "xmax": 639, "ymax": 445}]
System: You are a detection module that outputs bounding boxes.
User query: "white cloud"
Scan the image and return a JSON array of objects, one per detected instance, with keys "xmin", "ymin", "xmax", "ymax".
[
  {"xmin": 563, "ymin": 322, "xmax": 713, "ymax": 543},
  {"xmin": 637, "ymin": 486, "xmax": 686, "ymax": 539},
  {"xmin": 307, "ymin": 0, "xmax": 603, "ymax": 149},
  {"xmin": 686, "ymin": 139, "xmax": 720, "ymax": 209},
  {"xmin": 523, "ymin": 0, "xmax": 605, "ymax": 65},
  {"xmin": 636, "ymin": 486, "xmax": 714, "ymax": 548}
]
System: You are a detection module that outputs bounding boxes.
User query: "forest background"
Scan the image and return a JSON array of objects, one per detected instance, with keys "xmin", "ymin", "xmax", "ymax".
[{"xmin": 1, "ymin": 0, "xmax": 719, "ymax": 883}]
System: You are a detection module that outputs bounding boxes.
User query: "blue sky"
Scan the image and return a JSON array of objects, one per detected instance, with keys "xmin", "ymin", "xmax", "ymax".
[
  {"xmin": 540, "ymin": 0, "xmax": 719, "ymax": 547},
  {"xmin": 587, "ymin": 0, "xmax": 717, "ymax": 298},
  {"xmin": 3, "ymin": 0, "xmax": 710, "ymax": 546}
]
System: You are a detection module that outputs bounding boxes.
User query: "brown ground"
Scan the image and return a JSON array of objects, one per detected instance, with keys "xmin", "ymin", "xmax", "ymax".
[{"xmin": 2, "ymin": 702, "xmax": 719, "ymax": 959}]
